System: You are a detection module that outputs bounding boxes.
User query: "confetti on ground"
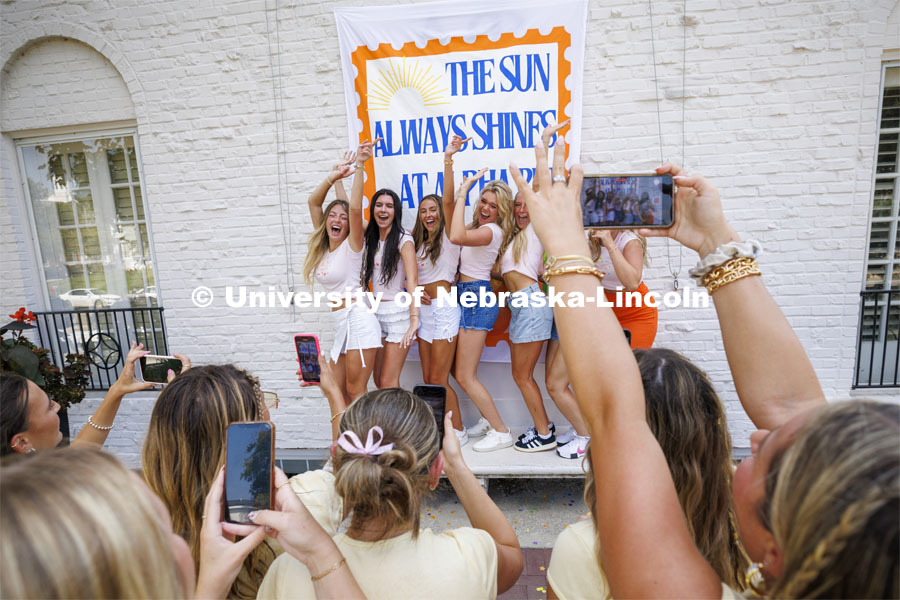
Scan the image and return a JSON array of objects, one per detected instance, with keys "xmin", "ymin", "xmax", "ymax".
[
  {"xmin": 513, "ymin": 521, "xmax": 518, "ymax": 524},
  {"xmin": 450, "ymin": 511, "xmax": 455, "ymax": 514},
  {"xmin": 543, "ymin": 523, "xmax": 549, "ymax": 527},
  {"xmin": 533, "ymin": 541, "xmax": 538, "ymax": 545},
  {"xmin": 539, "ymin": 566, "xmax": 546, "ymax": 571},
  {"xmin": 537, "ymin": 587, "xmax": 547, "ymax": 593}
]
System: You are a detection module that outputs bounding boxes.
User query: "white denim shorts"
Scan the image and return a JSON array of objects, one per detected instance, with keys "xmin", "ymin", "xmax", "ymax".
[
  {"xmin": 417, "ymin": 302, "xmax": 461, "ymax": 343},
  {"xmin": 330, "ymin": 303, "xmax": 382, "ymax": 365},
  {"xmin": 375, "ymin": 297, "xmax": 411, "ymax": 344}
]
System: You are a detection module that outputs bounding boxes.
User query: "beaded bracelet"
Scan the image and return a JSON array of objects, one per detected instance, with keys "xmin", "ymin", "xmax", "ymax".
[
  {"xmin": 702, "ymin": 257, "xmax": 761, "ymax": 295},
  {"xmin": 87, "ymin": 415, "xmax": 114, "ymax": 431}
]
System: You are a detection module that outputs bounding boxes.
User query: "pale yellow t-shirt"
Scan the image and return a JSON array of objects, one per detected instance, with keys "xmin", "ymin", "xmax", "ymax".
[
  {"xmin": 258, "ymin": 527, "xmax": 498, "ymax": 600},
  {"xmin": 547, "ymin": 520, "xmax": 611, "ymax": 600},
  {"xmin": 286, "ymin": 469, "xmax": 343, "ymax": 534},
  {"xmin": 548, "ymin": 519, "xmax": 747, "ymax": 600}
]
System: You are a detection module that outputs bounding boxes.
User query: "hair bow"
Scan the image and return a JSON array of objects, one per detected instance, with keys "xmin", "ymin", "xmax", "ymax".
[{"xmin": 337, "ymin": 425, "xmax": 394, "ymax": 456}]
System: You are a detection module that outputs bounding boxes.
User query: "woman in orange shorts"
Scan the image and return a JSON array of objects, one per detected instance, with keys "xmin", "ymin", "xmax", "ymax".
[{"xmin": 590, "ymin": 230, "xmax": 658, "ymax": 348}]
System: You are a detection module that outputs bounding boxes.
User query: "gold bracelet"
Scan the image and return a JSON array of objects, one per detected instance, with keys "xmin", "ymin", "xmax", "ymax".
[
  {"xmin": 543, "ymin": 265, "xmax": 605, "ymax": 283},
  {"xmin": 310, "ymin": 557, "xmax": 347, "ymax": 582},
  {"xmin": 544, "ymin": 254, "xmax": 593, "ymax": 270},
  {"xmin": 444, "ymin": 159, "xmax": 453, "ymax": 165},
  {"xmin": 702, "ymin": 257, "xmax": 761, "ymax": 295},
  {"xmin": 330, "ymin": 410, "xmax": 346, "ymax": 423}
]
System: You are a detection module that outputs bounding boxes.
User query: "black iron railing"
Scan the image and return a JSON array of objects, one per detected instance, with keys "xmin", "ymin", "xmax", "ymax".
[
  {"xmin": 854, "ymin": 289, "xmax": 899, "ymax": 388},
  {"xmin": 33, "ymin": 307, "xmax": 168, "ymax": 391}
]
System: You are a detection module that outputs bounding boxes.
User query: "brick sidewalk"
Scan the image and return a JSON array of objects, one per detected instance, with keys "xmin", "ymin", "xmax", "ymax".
[{"xmin": 499, "ymin": 548, "xmax": 551, "ymax": 600}]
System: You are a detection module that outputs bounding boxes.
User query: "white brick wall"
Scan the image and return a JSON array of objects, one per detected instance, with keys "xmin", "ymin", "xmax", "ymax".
[{"xmin": 2, "ymin": 0, "xmax": 899, "ymax": 466}]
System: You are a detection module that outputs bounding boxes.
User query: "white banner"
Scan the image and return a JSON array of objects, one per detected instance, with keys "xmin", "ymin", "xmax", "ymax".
[{"xmin": 334, "ymin": 0, "xmax": 587, "ymax": 361}]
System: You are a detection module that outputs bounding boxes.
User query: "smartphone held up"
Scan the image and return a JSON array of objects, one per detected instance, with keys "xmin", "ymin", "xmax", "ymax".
[
  {"xmin": 580, "ymin": 174, "xmax": 674, "ymax": 229},
  {"xmin": 224, "ymin": 421, "xmax": 275, "ymax": 524},
  {"xmin": 137, "ymin": 354, "xmax": 183, "ymax": 385},
  {"xmin": 294, "ymin": 334, "xmax": 321, "ymax": 384},
  {"xmin": 413, "ymin": 385, "xmax": 447, "ymax": 442}
]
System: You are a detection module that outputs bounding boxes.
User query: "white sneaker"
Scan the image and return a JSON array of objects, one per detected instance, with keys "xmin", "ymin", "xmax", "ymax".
[
  {"xmin": 557, "ymin": 435, "xmax": 590, "ymax": 459},
  {"xmin": 555, "ymin": 428, "xmax": 575, "ymax": 445},
  {"xmin": 455, "ymin": 427, "xmax": 469, "ymax": 446},
  {"xmin": 472, "ymin": 428, "xmax": 514, "ymax": 452},
  {"xmin": 466, "ymin": 417, "xmax": 492, "ymax": 438}
]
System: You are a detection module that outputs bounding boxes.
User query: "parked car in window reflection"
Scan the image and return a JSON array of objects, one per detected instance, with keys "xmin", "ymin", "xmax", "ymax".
[{"xmin": 58, "ymin": 288, "xmax": 122, "ymax": 309}]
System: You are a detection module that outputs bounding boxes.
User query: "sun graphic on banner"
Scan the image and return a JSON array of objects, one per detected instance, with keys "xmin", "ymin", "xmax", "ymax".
[{"xmin": 367, "ymin": 58, "xmax": 450, "ymax": 111}]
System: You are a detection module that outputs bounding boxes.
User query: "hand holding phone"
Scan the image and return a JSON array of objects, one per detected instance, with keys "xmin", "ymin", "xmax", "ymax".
[
  {"xmin": 294, "ymin": 335, "xmax": 321, "ymax": 384},
  {"xmin": 224, "ymin": 422, "xmax": 275, "ymax": 524},
  {"xmin": 138, "ymin": 354, "xmax": 183, "ymax": 385}
]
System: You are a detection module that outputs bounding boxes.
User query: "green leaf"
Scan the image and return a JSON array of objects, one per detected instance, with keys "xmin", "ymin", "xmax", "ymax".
[{"xmin": 6, "ymin": 344, "xmax": 39, "ymax": 379}]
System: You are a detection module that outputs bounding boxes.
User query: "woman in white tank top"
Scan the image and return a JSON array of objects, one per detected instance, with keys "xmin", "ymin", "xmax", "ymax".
[
  {"xmin": 361, "ymin": 188, "xmax": 419, "ymax": 389},
  {"xmin": 301, "ymin": 143, "xmax": 382, "ymax": 414},
  {"xmin": 445, "ymin": 143, "xmax": 516, "ymax": 452}
]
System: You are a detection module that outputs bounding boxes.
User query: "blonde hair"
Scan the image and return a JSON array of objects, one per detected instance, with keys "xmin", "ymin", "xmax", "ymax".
[
  {"xmin": 142, "ymin": 365, "xmax": 269, "ymax": 598},
  {"xmin": 303, "ymin": 199, "xmax": 349, "ymax": 284},
  {"xmin": 510, "ymin": 191, "xmax": 529, "ymax": 264},
  {"xmin": 1, "ymin": 447, "xmax": 185, "ymax": 599},
  {"xmin": 468, "ymin": 180, "xmax": 515, "ymax": 256},
  {"xmin": 334, "ymin": 388, "xmax": 440, "ymax": 540},
  {"xmin": 589, "ymin": 230, "xmax": 649, "ymax": 267},
  {"xmin": 584, "ymin": 349, "xmax": 750, "ymax": 590},
  {"xmin": 766, "ymin": 401, "xmax": 899, "ymax": 598}
]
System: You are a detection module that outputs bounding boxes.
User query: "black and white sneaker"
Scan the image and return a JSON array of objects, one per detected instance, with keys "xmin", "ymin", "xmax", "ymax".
[
  {"xmin": 514, "ymin": 429, "xmax": 557, "ymax": 452},
  {"xmin": 517, "ymin": 422, "xmax": 556, "ymax": 443}
]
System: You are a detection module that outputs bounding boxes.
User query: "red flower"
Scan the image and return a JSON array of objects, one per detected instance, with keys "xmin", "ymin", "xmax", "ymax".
[{"xmin": 8, "ymin": 307, "xmax": 36, "ymax": 323}]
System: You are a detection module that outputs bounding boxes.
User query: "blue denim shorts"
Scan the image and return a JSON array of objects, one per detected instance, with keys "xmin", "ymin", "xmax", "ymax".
[
  {"xmin": 457, "ymin": 279, "xmax": 499, "ymax": 331},
  {"xmin": 550, "ymin": 318, "xmax": 559, "ymax": 342},
  {"xmin": 508, "ymin": 283, "xmax": 554, "ymax": 344}
]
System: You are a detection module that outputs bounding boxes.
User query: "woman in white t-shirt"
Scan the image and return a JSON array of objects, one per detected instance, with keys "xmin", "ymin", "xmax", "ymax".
[
  {"xmin": 257, "ymin": 386, "xmax": 524, "ymax": 600},
  {"xmin": 445, "ymin": 151, "xmax": 516, "ymax": 452},
  {"xmin": 301, "ymin": 143, "xmax": 382, "ymax": 406},
  {"xmin": 413, "ymin": 187, "xmax": 464, "ymax": 440},
  {"xmin": 361, "ymin": 188, "xmax": 419, "ymax": 389}
]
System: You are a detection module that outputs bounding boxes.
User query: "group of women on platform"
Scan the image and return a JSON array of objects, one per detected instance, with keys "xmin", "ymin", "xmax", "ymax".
[{"xmin": 302, "ymin": 122, "xmax": 658, "ymax": 459}]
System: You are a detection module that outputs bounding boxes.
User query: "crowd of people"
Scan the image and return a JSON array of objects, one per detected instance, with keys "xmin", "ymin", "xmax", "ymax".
[
  {"xmin": 304, "ymin": 121, "xmax": 657, "ymax": 459},
  {"xmin": 1, "ymin": 127, "xmax": 897, "ymax": 599}
]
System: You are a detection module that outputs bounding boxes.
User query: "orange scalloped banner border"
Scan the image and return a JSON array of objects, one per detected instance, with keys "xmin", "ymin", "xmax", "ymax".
[{"xmin": 350, "ymin": 26, "xmax": 573, "ymax": 205}]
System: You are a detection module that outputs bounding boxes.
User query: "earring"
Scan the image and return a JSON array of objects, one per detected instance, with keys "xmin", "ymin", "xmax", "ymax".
[
  {"xmin": 25, "ymin": 448, "xmax": 36, "ymax": 455},
  {"xmin": 744, "ymin": 562, "xmax": 766, "ymax": 595}
]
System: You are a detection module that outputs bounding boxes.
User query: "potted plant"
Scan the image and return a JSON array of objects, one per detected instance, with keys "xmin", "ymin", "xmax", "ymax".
[{"xmin": 1, "ymin": 307, "xmax": 91, "ymax": 440}]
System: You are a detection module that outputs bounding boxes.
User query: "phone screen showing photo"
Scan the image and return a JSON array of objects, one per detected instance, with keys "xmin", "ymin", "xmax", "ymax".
[
  {"xmin": 413, "ymin": 385, "xmax": 447, "ymax": 442},
  {"xmin": 580, "ymin": 174, "xmax": 674, "ymax": 228},
  {"xmin": 294, "ymin": 336, "xmax": 321, "ymax": 383},
  {"xmin": 224, "ymin": 422, "xmax": 273, "ymax": 524},
  {"xmin": 139, "ymin": 355, "xmax": 183, "ymax": 384}
]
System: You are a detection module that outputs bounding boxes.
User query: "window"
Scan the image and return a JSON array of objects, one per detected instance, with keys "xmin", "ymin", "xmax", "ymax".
[
  {"xmin": 857, "ymin": 64, "xmax": 899, "ymax": 387},
  {"xmin": 18, "ymin": 133, "xmax": 158, "ymax": 310}
]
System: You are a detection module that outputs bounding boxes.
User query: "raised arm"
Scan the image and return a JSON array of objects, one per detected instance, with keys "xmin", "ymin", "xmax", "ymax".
[
  {"xmin": 642, "ymin": 164, "xmax": 825, "ymax": 430},
  {"xmin": 441, "ymin": 135, "xmax": 470, "ymax": 224},
  {"xmin": 349, "ymin": 140, "xmax": 378, "ymax": 253},
  {"xmin": 308, "ymin": 151, "xmax": 355, "ymax": 225},
  {"xmin": 71, "ymin": 342, "xmax": 156, "ymax": 449},
  {"xmin": 510, "ymin": 139, "xmax": 721, "ymax": 599},
  {"xmin": 448, "ymin": 168, "xmax": 493, "ymax": 247},
  {"xmin": 440, "ymin": 410, "xmax": 523, "ymax": 594}
]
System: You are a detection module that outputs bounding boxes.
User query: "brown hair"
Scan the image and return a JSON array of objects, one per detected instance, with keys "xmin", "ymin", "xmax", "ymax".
[
  {"xmin": 334, "ymin": 388, "xmax": 440, "ymax": 540},
  {"xmin": 1, "ymin": 447, "xmax": 185, "ymax": 598},
  {"xmin": 585, "ymin": 348, "xmax": 750, "ymax": 589},
  {"xmin": 141, "ymin": 365, "xmax": 268, "ymax": 597},
  {"xmin": 765, "ymin": 401, "xmax": 899, "ymax": 598},
  {"xmin": 0, "ymin": 372, "xmax": 30, "ymax": 456},
  {"xmin": 413, "ymin": 194, "xmax": 445, "ymax": 266}
]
